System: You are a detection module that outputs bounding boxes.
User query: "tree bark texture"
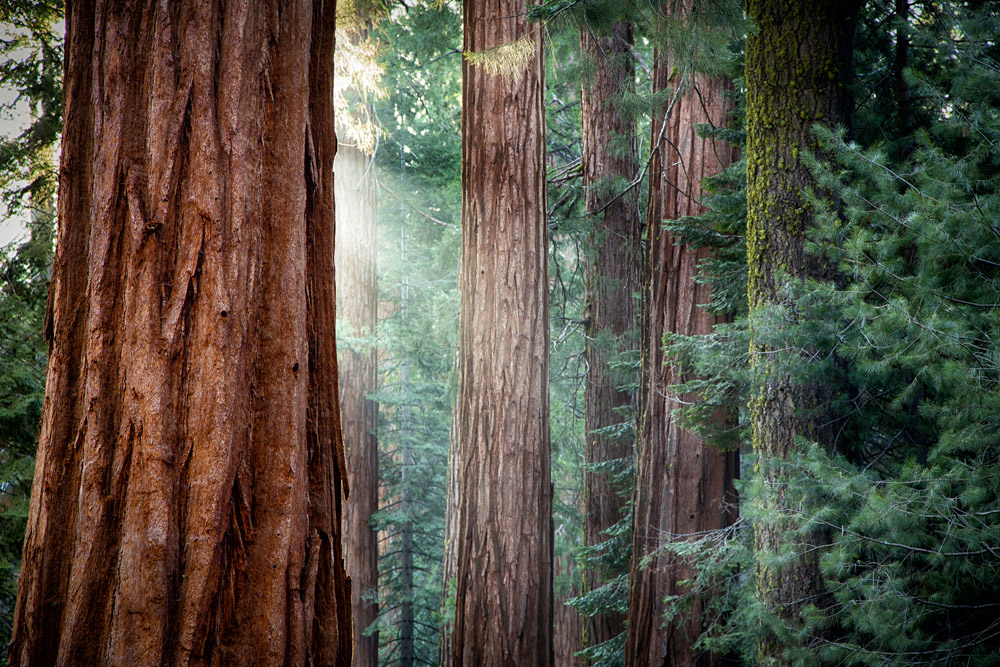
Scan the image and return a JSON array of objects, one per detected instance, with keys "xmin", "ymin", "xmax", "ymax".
[
  {"xmin": 579, "ymin": 20, "xmax": 640, "ymax": 652},
  {"xmin": 745, "ymin": 1, "xmax": 856, "ymax": 663},
  {"xmin": 10, "ymin": 2, "xmax": 351, "ymax": 665},
  {"xmin": 335, "ymin": 143, "xmax": 379, "ymax": 667},
  {"xmin": 625, "ymin": 38, "xmax": 739, "ymax": 667},
  {"xmin": 452, "ymin": 1, "xmax": 552, "ymax": 664}
]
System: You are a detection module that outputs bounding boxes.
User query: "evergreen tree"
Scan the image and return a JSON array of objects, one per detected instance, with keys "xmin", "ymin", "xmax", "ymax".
[
  {"xmin": 368, "ymin": 4, "xmax": 462, "ymax": 664},
  {"xmin": 0, "ymin": 2, "xmax": 61, "ymax": 658}
]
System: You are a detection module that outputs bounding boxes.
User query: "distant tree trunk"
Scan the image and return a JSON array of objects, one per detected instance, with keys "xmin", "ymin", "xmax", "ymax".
[
  {"xmin": 439, "ymin": 398, "xmax": 460, "ymax": 667},
  {"xmin": 336, "ymin": 143, "xmax": 380, "ymax": 667},
  {"xmin": 625, "ymin": 27, "xmax": 739, "ymax": 667},
  {"xmin": 452, "ymin": 0, "xmax": 552, "ymax": 663},
  {"xmin": 553, "ymin": 550, "xmax": 584, "ymax": 667},
  {"xmin": 745, "ymin": 1, "xmax": 856, "ymax": 663},
  {"xmin": 579, "ymin": 19, "xmax": 640, "ymax": 653},
  {"xmin": 399, "ymin": 225, "xmax": 415, "ymax": 667},
  {"xmin": 9, "ymin": 2, "xmax": 351, "ymax": 665}
]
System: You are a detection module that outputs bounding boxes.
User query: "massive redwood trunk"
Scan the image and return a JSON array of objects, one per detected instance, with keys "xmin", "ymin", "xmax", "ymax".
[
  {"xmin": 579, "ymin": 19, "xmax": 640, "ymax": 652},
  {"xmin": 625, "ymin": 23, "xmax": 739, "ymax": 667},
  {"xmin": 10, "ymin": 2, "xmax": 351, "ymax": 665},
  {"xmin": 336, "ymin": 143, "xmax": 379, "ymax": 667},
  {"xmin": 451, "ymin": 0, "xmax": 552, "ymax": 663}
]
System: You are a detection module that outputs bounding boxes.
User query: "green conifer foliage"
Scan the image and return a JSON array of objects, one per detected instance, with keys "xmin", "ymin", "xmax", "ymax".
[
  {"xmin": 660, "ymin": 2, "xmax": 1000, "ymax": 664},
  {"xmin": 0, "ymin": 2, "xmax": 61, "ymax": 656}
]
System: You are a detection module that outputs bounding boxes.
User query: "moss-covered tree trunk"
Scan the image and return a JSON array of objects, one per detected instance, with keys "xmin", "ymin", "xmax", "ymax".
[
  {"xmin": 745, "ymin": 1, "xmax": 856, "ymax": 663},
  {"xmin": 452, "ymin": 0, "xmax": 552, "ymax": 663},
  {"xmin": 335, "ymin": 143, "xmax": 379, "ymax": 667},
  {"xmin": 579, "ymin": 19, "xmax": 640, "ymax": 653},
  {"xmin": 9, "ymin": 2, "xmax": 351, "ymax": 664},
  {"xmin": 625, "ymin": 37, "xmax": 739, "ymax": 667}
]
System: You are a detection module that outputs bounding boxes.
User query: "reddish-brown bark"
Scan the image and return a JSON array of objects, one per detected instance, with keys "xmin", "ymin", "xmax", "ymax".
[
  {"xmin": 336, "ymin": 143, "xmax": 379, "ymax": 667},
  {"xmin": 579, "ymin": 20, "xmax": 641, "ymax": 652},
  {"xmin": 10, "ymin": 2, "xmax": 351, "ymax": 665},
  {"xmin": 625, "ymin": 36, "xmax": 739, "ymax": 667},
  {"xmin": 451, "ymin": 0, "xmax": 552, "ymax": 663}
]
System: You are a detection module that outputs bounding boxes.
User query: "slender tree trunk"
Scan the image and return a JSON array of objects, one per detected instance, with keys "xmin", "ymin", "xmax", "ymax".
[
  {"xmin": 553, "ymin": 549, "xmax": 584, "ymax": 667},
  {"xmin": 439, "ymin": 395, "xmax": 460, "ymax": 667},
  {"xmin": 452, "ymin": 1, "xmax": 552, "ymax": 663},
  {"xmin": 579, "ymin": 19, "xmax": 641, "ymax": 653},
  {"xmin": 745, "ymin": 1, "xmax": 856, "ymax": 663},
  {"xmin": 336, "ymin": 143, "xmax": 380, "ymax": 667},
  {"xmin": 625, "ymin": 21, "xmax": 739, "ymax": 667},
  {"xmin": 399, "ymin": 224, "xmax": 415, "ymax": 666},
  {"xmin": 10, "ymin": 2, "xmax": 351, "ymax": 665}
]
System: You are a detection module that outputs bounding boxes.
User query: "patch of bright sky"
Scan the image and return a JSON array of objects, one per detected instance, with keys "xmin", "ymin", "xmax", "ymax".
[
  {"xmin": 0, "ymin": 18, "xmax": 65, "ymax": 250},
  {"xmin": 0, "ymin": 81, "xmax": 30, "ymax": 249}
]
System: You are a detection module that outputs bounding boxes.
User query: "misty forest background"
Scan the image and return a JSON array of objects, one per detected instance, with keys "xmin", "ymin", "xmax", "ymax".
[{"xmin": 1, "ymin": 0, "xmax": 999, "ymax": 665}]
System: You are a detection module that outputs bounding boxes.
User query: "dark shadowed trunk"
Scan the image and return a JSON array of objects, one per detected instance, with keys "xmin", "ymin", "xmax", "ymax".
[
  {"xmin": 626, "ymin": 22, "xmax": 739, "ymax": 667},
  {"xmin": 336, "ymin": 143, "xmax": 379, "ymax": 667},
  {"xmin": 745, "ymin": 0, "xmax": 857, "ymax": 663},
  {"xmin": 451, "ymin": 0, "xmax": 553, "ymax": 663},
  {"xmin": 9, "ymin": 2, "xmax": 351, "ymax": 665},
  {"xmin": 579, "ymin": 19, "xmax": 640, "ymax": 653}
]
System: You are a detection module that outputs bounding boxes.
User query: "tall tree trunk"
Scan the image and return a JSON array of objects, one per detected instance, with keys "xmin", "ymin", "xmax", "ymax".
[
  {"xmin": 336, "ymin": 143, "xmax": 379, "ymax": 667},
  {"xmin": 625, "ymin": 25, "xmax": 739, "ymax": 667},
  {"xmin": 744, "ymin": 1, "xmax": 856, "ymax": 663},
  {"xmin": 579, "ymin": 19, "xmax": 640, "ymax": 653},
  {"xmin": 9, "ymin": 2, "xmax": 351, "ymax": 665},
  {"xmin": 452, "ymin": 1, "xmax": 552, "ymax": 663}
]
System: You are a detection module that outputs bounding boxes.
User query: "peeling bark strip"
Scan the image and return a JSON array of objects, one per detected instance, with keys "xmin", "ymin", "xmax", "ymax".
[
  {"xmin": 452, "ymin": 0, "xmax": 553, "ymax": 664},
  {"xmin": 10, "ymin": 2, "xmax": 351, "ymax": 665},
  {"xmin": 580, "ymin": 20, "xmax": 640, "ymax": 652},
  {"xmin": 626, "ymin": 14, "xmax": 739, "ymax": 666},
  {"xmin": 335, "ymin": 144, "xmax": 380, "ymax": 667}
]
